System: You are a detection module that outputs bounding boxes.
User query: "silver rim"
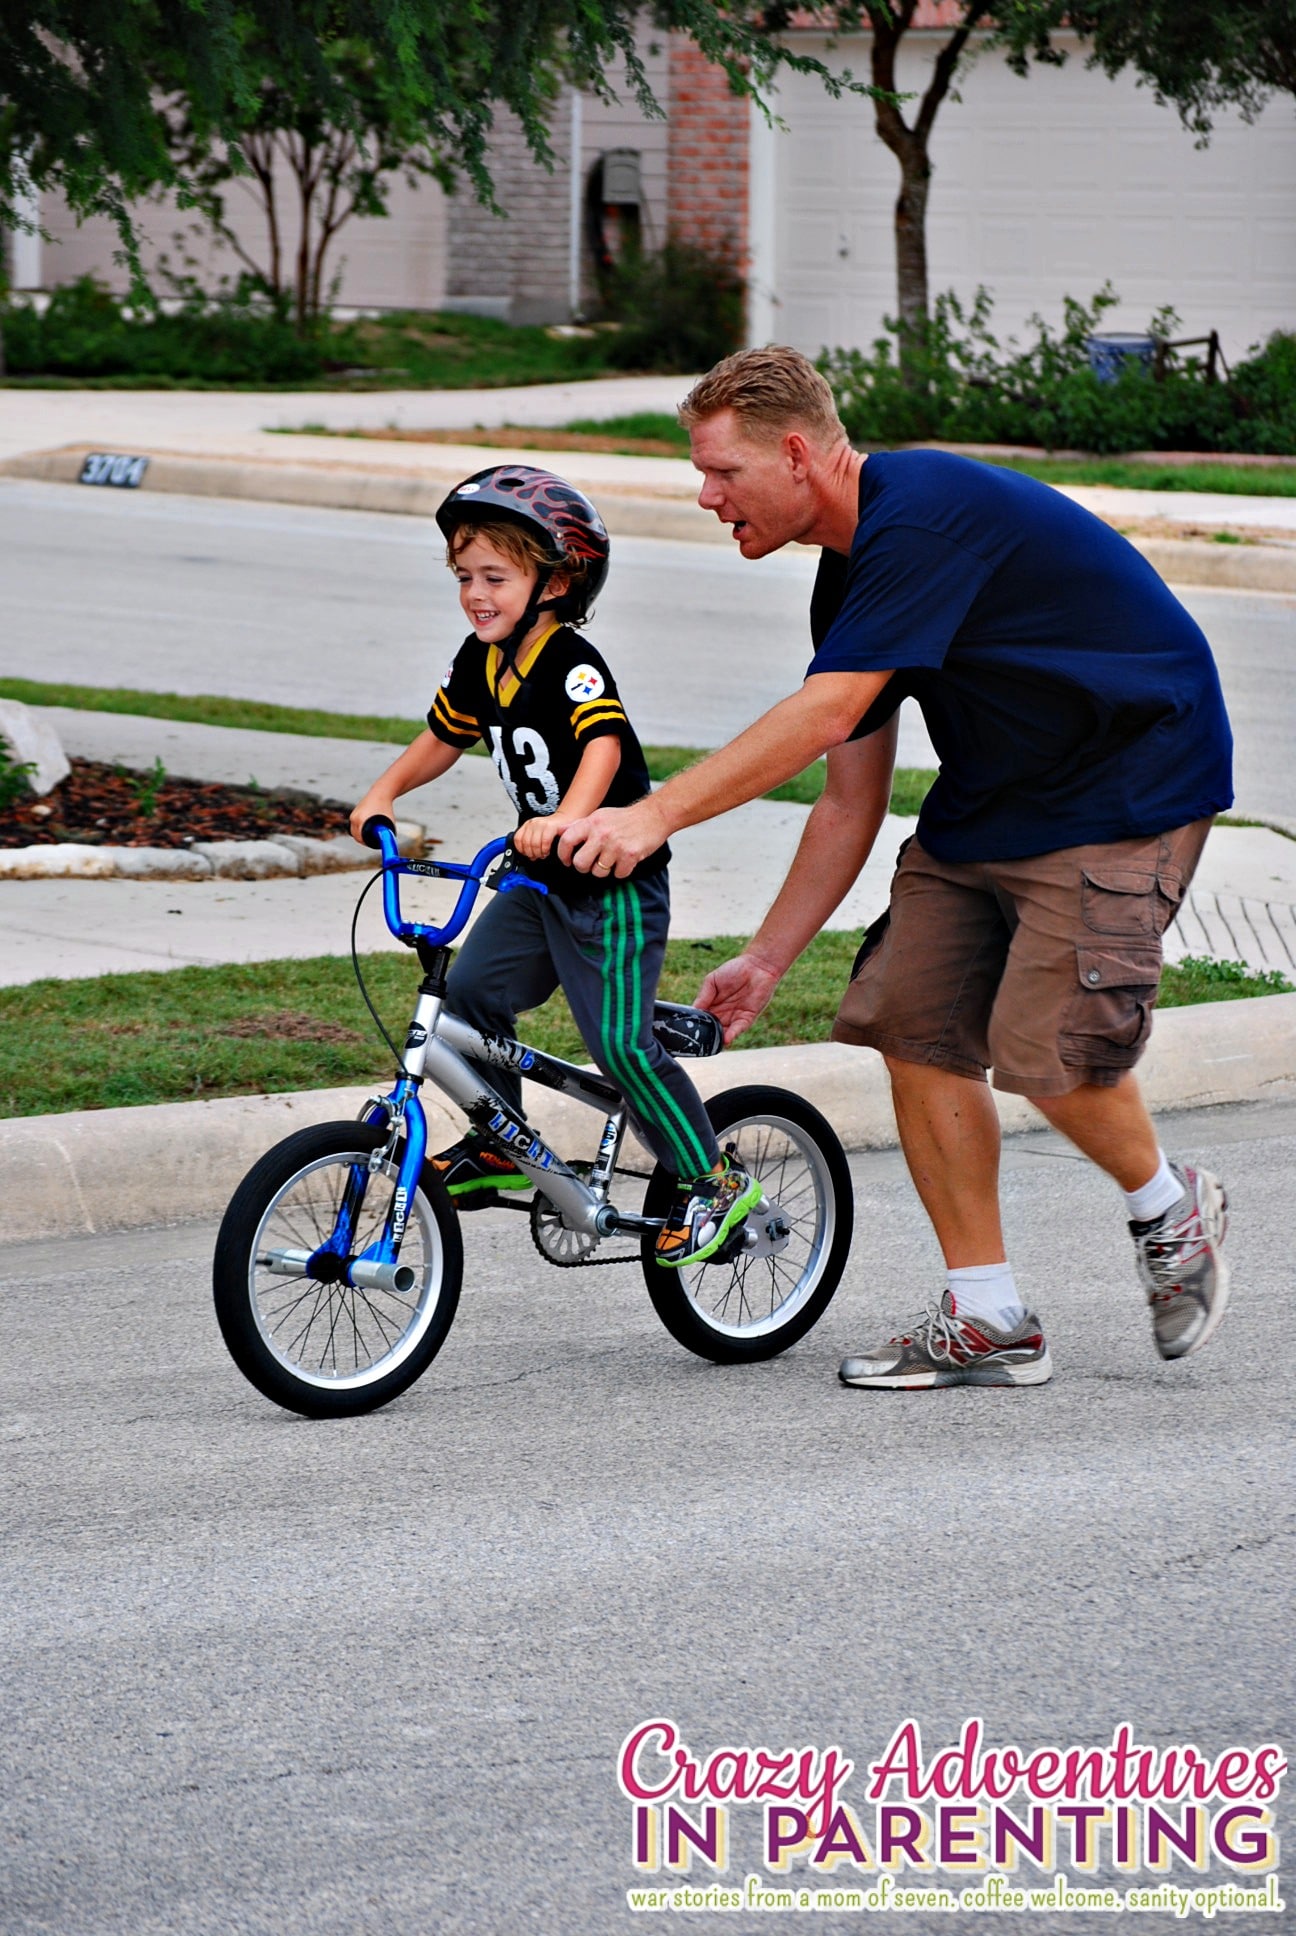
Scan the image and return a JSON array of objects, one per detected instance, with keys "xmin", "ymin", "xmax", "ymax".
[
  {"xmin": 248, "ymin": 1150, "xmax": 446, "ymax": 1391},
  {"xmin": 676, "ymin": 1113, "xmax": 834, "ymax": 1339}
]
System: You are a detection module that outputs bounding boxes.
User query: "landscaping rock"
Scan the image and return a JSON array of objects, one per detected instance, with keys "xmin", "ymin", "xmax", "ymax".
[
  {"xmin": 0, "ymin": 842, "xmax": 116, "ymax": 879},
  {"xmin": 0, "ymin": 700, "xmax": 71, "ymax": 798},
  {"xmin": 273, "ymin": 833, "xmax": 375, "ymax": 874},
  {"xmin": 188, "ymin": 839, "xmax": 305, "ymax": 879},
  {"xmin": 107, "ymin": 847, "xmax": 216, "ymax": 880}
]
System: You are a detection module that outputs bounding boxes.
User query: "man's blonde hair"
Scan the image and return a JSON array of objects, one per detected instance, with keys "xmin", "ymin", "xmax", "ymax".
[{"xmin": 678, "ymin": 346, "xmax": 846, "ymax": 448}]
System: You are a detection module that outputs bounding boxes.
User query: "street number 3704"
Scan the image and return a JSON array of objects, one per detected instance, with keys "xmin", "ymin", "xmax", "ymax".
[{"xmin": 78, "ymin": 452, "xmax": 149, "ymax": 489}]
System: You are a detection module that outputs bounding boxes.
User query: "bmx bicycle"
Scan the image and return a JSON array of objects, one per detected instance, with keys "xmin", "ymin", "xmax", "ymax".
[{"xmin": 213, "ymin": 819, "xmax": 853, "ymax": 1417}]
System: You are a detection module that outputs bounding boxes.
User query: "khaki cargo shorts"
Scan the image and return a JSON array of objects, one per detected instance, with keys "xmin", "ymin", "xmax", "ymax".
[{"xmin": 832, "ymin": 821, "xmax": 1213, "ymax": 1097}]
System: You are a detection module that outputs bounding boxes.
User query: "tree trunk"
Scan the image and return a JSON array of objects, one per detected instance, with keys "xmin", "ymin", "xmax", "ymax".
[
  {"xmin": 892, "ymin": 139, "xmax": 931, "ymax": 355},
  {"xmin": 867, "ymin": 3, "xmax": 984, "ymax": 380},
  {"xmin": 869, "ymin": 6, "xmax": 927, "ymax": 376}
]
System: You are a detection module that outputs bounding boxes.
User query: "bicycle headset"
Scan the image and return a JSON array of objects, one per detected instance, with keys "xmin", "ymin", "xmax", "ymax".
[{"xmin": 435, "ymin": 465, "xmax": 611, "ymax": 688}]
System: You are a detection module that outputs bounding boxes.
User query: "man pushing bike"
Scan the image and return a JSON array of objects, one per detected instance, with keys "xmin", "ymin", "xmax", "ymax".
[{"xmin": 558, "ymin": 346, "xmax": 1235, "ymax": 1390}]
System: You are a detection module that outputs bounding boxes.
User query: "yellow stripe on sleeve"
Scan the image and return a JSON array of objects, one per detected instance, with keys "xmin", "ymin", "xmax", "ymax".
[
  {"xmin": 573, "ymin": 703, "xmax": 627, "ymax": 737},
  {"xmin": 431, "ymin": 692, "xmax": 480, "ymax": 743}
]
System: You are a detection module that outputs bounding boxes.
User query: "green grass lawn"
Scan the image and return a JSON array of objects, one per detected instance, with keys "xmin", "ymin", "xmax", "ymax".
[
  {"xmin": 0, "ymin": 309, "xmax": 625, "ymax": 393},
  {"xmin": 0, "ymin": 676, "xmax": 935, "ymax": 815},
  {"xmin": 558, "ymin": 415, "xmax": 1296, "ymax": 494},
  {"xmin": 1, "ymin": 945, "xmax": 1287, "ymax": 1120}
]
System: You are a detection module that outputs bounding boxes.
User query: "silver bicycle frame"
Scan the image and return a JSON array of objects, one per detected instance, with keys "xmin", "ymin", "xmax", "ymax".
[{"xmin": 398, "ymin": 992, "xmax": 641, "ymax": 1239}]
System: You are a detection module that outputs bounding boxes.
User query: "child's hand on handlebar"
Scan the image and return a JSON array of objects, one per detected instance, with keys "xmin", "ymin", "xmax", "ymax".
[
  {"xmin": 350, "ymin": 791, "xmax": 395, "ymax": 844},
  {"xmin": 513, "ymin": 815, "xmax": 566, "ymax": 860}
]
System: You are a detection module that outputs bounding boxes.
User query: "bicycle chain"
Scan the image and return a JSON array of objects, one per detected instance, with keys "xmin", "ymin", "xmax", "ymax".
[{"xmin": 528, "ymin": 1165, "xmax": 655, "ymax": 1269}]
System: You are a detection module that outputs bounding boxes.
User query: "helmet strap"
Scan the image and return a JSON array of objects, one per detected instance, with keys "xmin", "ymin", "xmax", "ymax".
[{"xmin": 495, "ymin": 564, "xmax": 555, "ymax": 692}]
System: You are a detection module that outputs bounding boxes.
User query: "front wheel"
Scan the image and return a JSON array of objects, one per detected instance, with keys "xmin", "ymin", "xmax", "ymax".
[
  {"xmin": 639, "ymin": 1085, "xmax": 853, "ymax": 1363},
  {"xmin": 213, "ymin": 1120, "xmax": 463, "ymax": 1417}
]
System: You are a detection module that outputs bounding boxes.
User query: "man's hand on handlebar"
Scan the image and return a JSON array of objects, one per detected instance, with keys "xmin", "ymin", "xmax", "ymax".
[{"xmin": 557, "ymin": 795, "xmax": 669, "ymax": 879}]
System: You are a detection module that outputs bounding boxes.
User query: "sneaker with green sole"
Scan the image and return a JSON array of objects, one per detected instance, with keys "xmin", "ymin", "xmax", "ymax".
[
  {"xmin": 429, "ymin": 1134, "xmax": 531, "ymax": 1206},
  {"xmin": 655, "ymin": 1153, "xmax": 762, "ymax": 1269}
]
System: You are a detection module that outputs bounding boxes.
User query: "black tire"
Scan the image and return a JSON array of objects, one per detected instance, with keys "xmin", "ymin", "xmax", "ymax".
[
  {"xmin": 213, "ymin": 1121, "xmax": 463, "ymax": 1418},
  {"xmin": 639, "ymin": 1085, "xmax": 853, "ymax": 1363}
]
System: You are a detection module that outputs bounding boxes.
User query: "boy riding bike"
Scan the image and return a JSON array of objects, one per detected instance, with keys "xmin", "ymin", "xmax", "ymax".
[{"xmin": 350, "ymin": 464, "xmax": 758, "ymax": 1268}]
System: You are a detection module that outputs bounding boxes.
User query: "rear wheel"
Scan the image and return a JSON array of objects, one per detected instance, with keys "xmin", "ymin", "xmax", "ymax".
[
  {"xmin": 639, "ymin": 1085, "xmax": 853, "ymax": 1362},
  {"xmin": 213, "ymin": 1121, "xmax": 462, "ymax": 1417}
]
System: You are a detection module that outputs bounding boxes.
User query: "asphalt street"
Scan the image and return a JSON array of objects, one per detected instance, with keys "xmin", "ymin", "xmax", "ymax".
[
  {"xmin": 6, "ymin": 474, "xmax": 1296, "ymax": 811},
  {"xmin": 2, "ymin": 1100, "xmax": 1292, "ymax": 1936}
]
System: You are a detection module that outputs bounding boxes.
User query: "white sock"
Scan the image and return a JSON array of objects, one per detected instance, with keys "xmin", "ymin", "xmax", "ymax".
[
  {"xmin": 1123, "ymin": 1152, "xmax": 1182, "ymax": 1224},
  {"xmin": 947, "ymin": 1263, "xmax": 1026, "ymax": 1333}
]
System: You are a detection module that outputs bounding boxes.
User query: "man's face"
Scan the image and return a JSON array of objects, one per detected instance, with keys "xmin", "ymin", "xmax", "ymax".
[{"xmin": 689, "ymin": 408, "xmax": 805, "ymax": 559}]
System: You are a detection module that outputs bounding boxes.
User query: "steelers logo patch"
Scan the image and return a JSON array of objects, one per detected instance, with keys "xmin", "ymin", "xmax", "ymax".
[
  {"xmin": 441, "ymin": 665, "xmax": 455, "ymax": 687},
  {"xmin": 565, "ymin": 664, "xmax": 605, "ymax": 703}
]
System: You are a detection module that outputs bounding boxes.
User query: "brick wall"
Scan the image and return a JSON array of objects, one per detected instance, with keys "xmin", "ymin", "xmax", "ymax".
[
  {"xmin": 666, "ymin": 39, "xmax": 750, "ymax": 267},
  {"xmin": 445, "ymin": 98, "xmax": 574, "ymax": 323},
  {"xmin": 445, "ymin": 30, "xmax": 670, "ymax": 324}
]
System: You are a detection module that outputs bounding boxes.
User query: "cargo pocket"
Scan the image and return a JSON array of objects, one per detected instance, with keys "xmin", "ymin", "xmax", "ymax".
[
  {"xmin": 847, "ymin": 834, "xmax": 913, "ymax": 979},
  {"xmin": 1061, "ymin": 943, "xmax": 1163, "ymax": 1070},
  {"xmin": 1080, "ymin": 865, "xmax": 1158, "ymax": 937},
  {"xmin": 850, "ymin": 908, "xmax": 891, "ymax": 982},
  {"xmin": 1081, "ymin": 863, "xmax": 1186, "ymax": 941}
]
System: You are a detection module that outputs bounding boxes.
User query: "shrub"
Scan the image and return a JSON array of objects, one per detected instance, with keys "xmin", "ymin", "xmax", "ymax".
[
  {"xmin": 602, "ymin": 236, "xmax": 745, "ymax": 374},
  {"xmin": 818, "ymin": 289, "xmax": 1296, "ymax": 455},
  {"xmin": 2, "ymin": 276, "xmax": 326, "ymax": 384},
  {"xmin": 0, "ymin": 743, "xmax": 38, "ymax": 810}
]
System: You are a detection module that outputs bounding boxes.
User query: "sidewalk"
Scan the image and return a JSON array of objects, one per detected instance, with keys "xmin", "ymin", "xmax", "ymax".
[
  {"xmin": 4, "ymin": 706, "xmax": 1295, "ymax": 983},
  {"xmin": 3, "ymin": 378, "xmax": 1296, "ymax": 1241},
  {"xmin": 3, "ymin": 701, "xmax": 1295, "ymax": 1247},
  {"xmin": 3, "ymin": 379, "xmax": 1296, "ymax": 586}
]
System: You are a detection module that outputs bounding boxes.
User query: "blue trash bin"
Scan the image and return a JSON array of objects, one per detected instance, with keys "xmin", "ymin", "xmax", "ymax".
[{"xmin": 1086, "ymin": 334, "xmax": 1156, "ymax": 384}]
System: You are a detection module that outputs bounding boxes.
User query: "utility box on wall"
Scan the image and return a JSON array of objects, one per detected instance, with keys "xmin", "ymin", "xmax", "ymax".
[{"xmin": 601, "ymin": 149, "xmax": 642, "ymax": 206}]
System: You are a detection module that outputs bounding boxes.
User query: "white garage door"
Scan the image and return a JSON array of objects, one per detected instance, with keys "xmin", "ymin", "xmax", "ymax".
[{"xmin": 760, "ymin": 32, "xmax": 1296, "ymax": 366}]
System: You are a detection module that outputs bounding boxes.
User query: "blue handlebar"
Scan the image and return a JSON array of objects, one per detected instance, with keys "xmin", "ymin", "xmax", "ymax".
[{"xmin": 366, "ymin": 822, "xmax": 547, "ymax": 946}]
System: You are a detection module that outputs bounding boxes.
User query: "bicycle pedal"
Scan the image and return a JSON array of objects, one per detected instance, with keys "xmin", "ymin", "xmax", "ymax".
[{"xmin": 450, "ymin": 1187, "xmax": 508, "ymax": 1213}]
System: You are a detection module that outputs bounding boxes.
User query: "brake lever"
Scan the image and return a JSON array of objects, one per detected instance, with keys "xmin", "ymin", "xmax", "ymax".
[{"xmin": 486, "ymin": 845, "xmax": 550, "ymax": 896}]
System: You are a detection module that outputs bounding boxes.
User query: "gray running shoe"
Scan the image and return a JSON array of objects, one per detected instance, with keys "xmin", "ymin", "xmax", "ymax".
[
  {"xmin": 1131, "ymin": 1162, "xmax": 1230, "ymax": 1360},
  {"xmin": 839, "ymin": 1293, "xmax": 1052, "ymax": 1389}
]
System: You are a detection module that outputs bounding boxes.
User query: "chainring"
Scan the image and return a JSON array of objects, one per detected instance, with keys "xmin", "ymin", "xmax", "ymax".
[{"xmin": 528, "ymin": 1164, "xmax": 651, "ymax": 1269}]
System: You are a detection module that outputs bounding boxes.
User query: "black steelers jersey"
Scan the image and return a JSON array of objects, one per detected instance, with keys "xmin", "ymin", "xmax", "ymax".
[{"xmin": 427, "ymin": 620, "xmax": 669, "ymax": 892}]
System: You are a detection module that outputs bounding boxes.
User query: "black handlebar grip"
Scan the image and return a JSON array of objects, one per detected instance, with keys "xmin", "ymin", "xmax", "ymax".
[{"xmin": 359, "ymin": 814, "xmax": 398, "ymax": 850}]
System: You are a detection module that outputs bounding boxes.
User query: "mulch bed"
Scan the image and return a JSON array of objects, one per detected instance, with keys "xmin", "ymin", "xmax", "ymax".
[{"xmin": 0, "ymin": 759, "xmax": 351, "ymax": 848}]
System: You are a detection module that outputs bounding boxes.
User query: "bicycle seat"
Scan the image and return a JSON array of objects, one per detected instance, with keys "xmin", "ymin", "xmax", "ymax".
[{"xmin": 651, "ymin": 1002, "xmax": 724, "ymax": 1060}]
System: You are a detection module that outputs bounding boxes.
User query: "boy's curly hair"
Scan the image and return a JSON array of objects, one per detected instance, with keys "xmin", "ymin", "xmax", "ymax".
[{"xmin": 446, "ymin": 518, "xmax": 593, "ymax": 623}]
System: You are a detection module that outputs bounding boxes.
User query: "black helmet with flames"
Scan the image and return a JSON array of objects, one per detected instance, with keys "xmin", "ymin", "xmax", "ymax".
[{"xmin": 436, "ymin": 465, "xmax": 610, "ymax": 619}]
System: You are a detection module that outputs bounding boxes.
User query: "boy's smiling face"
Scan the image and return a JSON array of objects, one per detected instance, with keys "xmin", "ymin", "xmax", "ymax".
[{"xmin": 454, "ymin": 533, "xmax": 540, "ymax": 643}]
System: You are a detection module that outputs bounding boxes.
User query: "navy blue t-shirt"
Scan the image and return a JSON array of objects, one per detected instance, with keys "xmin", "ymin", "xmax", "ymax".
[{"xmin": 808, "ymin": 452, "xmax": 1233, "ymax": 861}]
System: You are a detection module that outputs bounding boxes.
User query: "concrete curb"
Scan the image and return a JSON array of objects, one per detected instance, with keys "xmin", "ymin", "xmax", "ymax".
[
  {"xmin": 0, "ymin": 822, "xmax": 426, "ymax": 881},
  {"xmin": 1, "ymin": 443, "xmax": 727, "ymax": 548},
  {"xmin": 3, "ymin": 991, "xmax": 1293, "ymax": 1247},
  {"xmin": 5, "ymin": 443, "xmax": 1296, "ymax": 590}
]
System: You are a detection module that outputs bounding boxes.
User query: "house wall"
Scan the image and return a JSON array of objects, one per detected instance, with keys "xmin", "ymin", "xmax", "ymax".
[
  {"xmin": 21, "ymin": 29, "xmax": 670, "ymax": 326},
  {"xmin": 31, "ymin": 161, "xmax": 448, "ymax": 311},
  {"xmin": 445, "ymin": 36, "xmax": 670, "ymax": 323},
  {"xmin": 763, "ymin": 31, "xmax": 1296, "ymax": 364}
]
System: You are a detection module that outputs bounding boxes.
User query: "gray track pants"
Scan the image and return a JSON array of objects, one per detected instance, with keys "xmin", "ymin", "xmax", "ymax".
[{"xmin": 444, "ymin": 870, "xmax": 719, "ymax": 1182}]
